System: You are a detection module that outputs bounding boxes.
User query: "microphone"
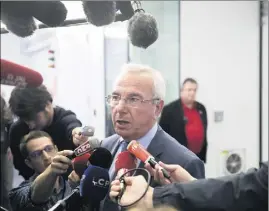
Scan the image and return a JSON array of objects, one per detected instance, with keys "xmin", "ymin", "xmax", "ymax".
[
  {"xmin": 79, "ymin": 126, "xmax": 95, "ymax": 137},
  {"xmin": 88, "ymin": 147, "xmax": 113, "ymax": 169},
  {"xmin": 80, "ymin": 165, "xmax": 110, "ymax": 211},
  {"xmin": 82, "ymin": 1, "xmax": 117, "ymax": 27},
  {"xmin": 72, "ymin": 146, "xmax": 112, "ymax": 177},
  {"xmin": 27, "ymin": 1, "xmax": 67, "ymax": 27},
  {"xmin": 1, "ymin": 59, "xmax": 43, "ymax": 87},
  {"xmin": 127, "ymin": 1, "xmax": 159, "ymax": 49},
  {"xmin": 48, "ymin": 188, "xmax": 80, "ymax": 211},
  {"xmin": 1, "ymin": 2, "xmax": 37, "ymax": 37},
  {"xmin": 72, "ymin": 153, "xmax": 91, "ymax": 178},
  {"xmin": 127, "ymin": 140, "xmax": 170, "ymax": 179},
  {"xmin": 115, "ymin": 151, "xmax": 137, "ymax": 178},
  {"xmin": 115, "ymin": 1, "xmax": 134, "ymax": 22},
  {"xmin": 72, "ymin": 137, "xmax": 101, "ymax": 158}
]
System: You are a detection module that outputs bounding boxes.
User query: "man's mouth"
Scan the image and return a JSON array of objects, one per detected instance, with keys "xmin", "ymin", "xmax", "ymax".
[{"xmin": 116, "ymin": 120, "xmax": 130, "ymax": 125}]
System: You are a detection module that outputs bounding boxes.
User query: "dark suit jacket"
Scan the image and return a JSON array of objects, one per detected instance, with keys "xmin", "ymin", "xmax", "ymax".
[
  {"xmin": 153, "ymin": 161, "xmax": 268, "ymax": 211},
  {"xmin": 100, "ymin": 125, "xmax": 205, "ymax": 211},
  {"xmin": 159, "ymin": 98, "xmax": 208, "ymax": 162}
]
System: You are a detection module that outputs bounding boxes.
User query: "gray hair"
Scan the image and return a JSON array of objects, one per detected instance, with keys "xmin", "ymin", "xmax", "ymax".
[{"xmin": 114, "ymin": 63, "xmax": 166, "ymax": 100}]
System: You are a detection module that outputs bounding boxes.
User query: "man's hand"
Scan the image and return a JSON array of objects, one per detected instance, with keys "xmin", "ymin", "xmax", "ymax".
[
  {"xmin": 49, "ymin": 150, "xmax": 73, "ymax": 175},
  {"xmin": 145, "ymin": 161, "xmax": 196, "ymax": 185},
  {"xmin": 72, "ymin": 127, "xmax": 89, "ymax": 146},
  {"xmin": 110, "ymin": 176, "xmax": 154, "ymax": 209},
  {"xmin": 68, "ymin": 170, "xmax": 81, "ymax": 189}
]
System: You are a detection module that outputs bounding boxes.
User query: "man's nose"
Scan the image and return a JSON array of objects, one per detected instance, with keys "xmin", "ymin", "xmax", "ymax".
[
  {"xmin": 42, "ymin": 150, "xmax": 50, "ymax": 160},
  {"xmin": 115, "ymin": 99, "xmax": 128, "ymax": 111}
]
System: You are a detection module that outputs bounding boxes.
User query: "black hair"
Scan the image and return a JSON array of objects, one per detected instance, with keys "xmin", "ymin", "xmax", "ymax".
[
  {"xmin": 9, "ymin": 85, "xmax": 53, "ymax": 120},
  {"xmin": 20, "ymin": 130, "xmax": 53, "ymax": 159}
]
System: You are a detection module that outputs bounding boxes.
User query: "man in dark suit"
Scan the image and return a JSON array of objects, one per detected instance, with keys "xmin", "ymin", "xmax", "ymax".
[
  {"xmin": 100, "ymin": 63, "xmax": 205, "ymax": 211},
  {"xmin": 159, "ymin": 78, "xmax": 208, "ymax": 162}
]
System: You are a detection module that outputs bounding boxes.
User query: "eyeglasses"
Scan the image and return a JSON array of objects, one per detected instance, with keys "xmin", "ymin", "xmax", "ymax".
[
  {"xmin": 106, "ymin": 95, "xmax": 160, "ymax": 108},
  {"xmin": 28, "ymin": 145, "xmax": 55, "ymax": 159}
]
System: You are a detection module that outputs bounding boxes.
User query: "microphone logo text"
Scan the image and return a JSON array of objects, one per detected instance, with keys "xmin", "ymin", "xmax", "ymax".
[{"xmin": 92, "ymin": 177, "xmax": 110, "ymax": 188}]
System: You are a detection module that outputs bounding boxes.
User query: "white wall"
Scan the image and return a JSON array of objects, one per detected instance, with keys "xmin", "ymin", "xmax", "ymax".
[
  {"xmin": 180, "ymin": 1, "xmax": 261, "ymax": 177},
  {"xmin": 1, "ymin": 25, "xmax": 106, "ymax": 139},
  {"xmin": 262, "ymin": 9, "xmax": 268, "ymax": 162},
  {"xmin": 129, "ymin": 1, "xmax": 180, "ymax": 104}
]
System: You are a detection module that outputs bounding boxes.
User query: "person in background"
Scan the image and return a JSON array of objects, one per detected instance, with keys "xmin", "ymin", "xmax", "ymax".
[
  {"xmin": 159, "ymin": 78, "xmax": 208, "ymax": 162},
  {"xmin": 9, "ymin": 131, "xmax": 82, "ymax": 211},
  {"xmin": 8, "ymin": 84, "xmax": 87, "ymax": 180},
  {"xmin": 0, "ymin": 95, "xmax": 13, "ymax": 211},
  {"xmin": 110, "ymin": 161, "xmax": 268, "ymax": 211},
  {"xmin": 101, "ymin": 64, "xmax": 205, "ymax": 211}
]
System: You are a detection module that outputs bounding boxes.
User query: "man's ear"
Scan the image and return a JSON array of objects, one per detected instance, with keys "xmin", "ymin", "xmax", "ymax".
[
  {"xmin": 155, "ymin": 100, "xmax": 164, "ymax": 118},
  {"xmin": 25, "ymin": 159, "xmax": 33, "ymax": 169}
]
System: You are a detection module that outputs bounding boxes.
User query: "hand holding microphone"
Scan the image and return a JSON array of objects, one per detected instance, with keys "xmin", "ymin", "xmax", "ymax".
[
  {"xmin": 127, "ymin": 140, "xmax": 171, "ymax": 180},
  {"xmin": 145, "ymin": 161, "xmax": 196, "ymax": 185},
  {"xmin": 72, "ymin": 126, "xmax": 95, "ymax": 146}
]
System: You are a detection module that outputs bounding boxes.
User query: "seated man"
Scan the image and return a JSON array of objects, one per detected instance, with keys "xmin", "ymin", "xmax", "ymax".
[
  {"xmin": 8, "ymin": 84, "xmax": 86, "ymax": 180},
  {"xmin": 9, "ymin": 131, "xmax": 79, "ymax": 211}
]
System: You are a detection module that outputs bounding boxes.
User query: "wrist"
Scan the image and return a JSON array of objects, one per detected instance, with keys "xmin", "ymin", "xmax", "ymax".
[{"xmin": 144, "ymin": 187, "xmax": 154, "ymax": 208}]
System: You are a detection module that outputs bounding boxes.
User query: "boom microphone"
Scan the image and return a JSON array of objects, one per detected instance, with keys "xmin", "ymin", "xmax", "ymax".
[
  {"xmin": 27, "ymin": 1, "xmax": 67, "ymax": 27},
  {"xmin": 1, "ymin": 2, "xmax": 37, "ymax": 37},
  {"xmin": 1, "ymin": 59, "xmax": 43, "ymax": 87},
  {"xmin": 82, "ymin": 1, "xmax": 116, "ymax": 27},
  {"xmin": 127, "ymin": 140, "xmax": 170, "ymax": 179},
  {"xmin": 128, "ymin": 1, "xmax": 158, "ymax": 49},
  {"xmin": 115, "ymin": 1, "xmax": 134, "ymax": 22}
]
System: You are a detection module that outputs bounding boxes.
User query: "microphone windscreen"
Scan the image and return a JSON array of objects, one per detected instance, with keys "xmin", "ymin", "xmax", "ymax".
[
  {"xmin": 1, "ymin": 59, "xmax": 43, "ymax": 87},
  {"xmin": 82, "ymin": 1, "xmax": 116, "ymax": 27},
  {"xmin": 1, "ymin": 2, "xmax": 37, "ymax": 37},
  {"xmin": 88, "ymin": 147, "xmax": 112, "ymax": 169},
  {"xmin": 127, "ymin": 140, "xmax": 152, "ymax": 163},
  {"xmin": 115, "ymin": 151, "xmax": 137, "ymax": 172},
  {"xmin": 72, "ymin": 153, "xmax": 91, "ymax": 178},
  {"xmin": 116, "ymin": 1, "xmax": 134, "ymax": 19},
  {"xmin": 28, "ymin": 1, "xmax": 67, "ymax": 27},
  {"xmin": 80, "ymin": 126, "xmax": 95, "ymax": 137},
  {"xmin": 80, "ymin": 165, "xmax": 110, "ymax": 202},
  {"xmin": 128, "ymin": 12, "xmax": 159, "ymax": 49}
]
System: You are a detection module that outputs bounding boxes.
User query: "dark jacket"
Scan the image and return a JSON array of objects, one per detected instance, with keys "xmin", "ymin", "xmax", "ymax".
[
  {"xmin": 100, "ymin": 126, "xmax": 205, "ymax": 211},
  {"xmin": 9, "ymin": 106, "xmax": 82, "ymax": 180},
  {"xmin": 159, "ymin": 98, "xmax": 208, "ymax": 162},
  {"xmin": 153, "ymin": 161, "xmax": 268, "ymax": 211}
]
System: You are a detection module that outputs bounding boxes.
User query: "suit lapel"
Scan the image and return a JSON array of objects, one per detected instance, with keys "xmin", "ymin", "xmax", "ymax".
[{"xmin": 138, "ymin": 126, "xmax": 164, "ymax": 169}]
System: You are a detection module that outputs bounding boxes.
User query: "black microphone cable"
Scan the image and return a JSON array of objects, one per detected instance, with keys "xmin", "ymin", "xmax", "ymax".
[{"xmin": 116, "ymin": 168, "xmax": 151, "ymax": 208}]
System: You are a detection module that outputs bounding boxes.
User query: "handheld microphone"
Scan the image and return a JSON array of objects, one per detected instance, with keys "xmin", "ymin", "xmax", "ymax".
[
  {"xmin": 88, "ymin": 147, "xmax": 113, "ymax": 169},
  {"xmin": 79, "ymin": 126, "xmax": 95, "ymax": 137},
  {"xmin": 82, "ymin": 1, "xmax": 116, "ymax": 27},
  {"xmin": 48, "ymin": 187, "xmax": 80, "ymax": 211},
  {"xmin": 27, "ymin": 1, "xmax": 67, "ymax": 27},
  {"xmin": 127, "ymin": 140, "xmax": 170, "ymax": 179},
  {"xmin": 115, "ymin": 151, "xmax": 137, "ymax": 178},
  {"xmin": 1, "ymin": 2, "xmax": 37, "ymax": 37},
  {"xmin": 1, "ymin": 59, "xmax": 43, "ymax": 87},
  {"xmin": 72, "ymin": 137, "xmax": 101, "ymax": 158},
  {"xmin": 72, "ymin": 153, "xmax": 91, "ymax": 178},
  {"xmin": 128, "ymin": 1, "xmax": 158, "ymax": 49},
  {"xmin": 80, "ymin": 165, "xmax": 110, "ymax": 210}
]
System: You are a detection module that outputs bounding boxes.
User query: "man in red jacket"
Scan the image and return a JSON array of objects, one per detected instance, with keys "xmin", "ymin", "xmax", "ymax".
[{"xmin": 159, "ymin": 78, "xmax": 208, "ymax": 162}]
